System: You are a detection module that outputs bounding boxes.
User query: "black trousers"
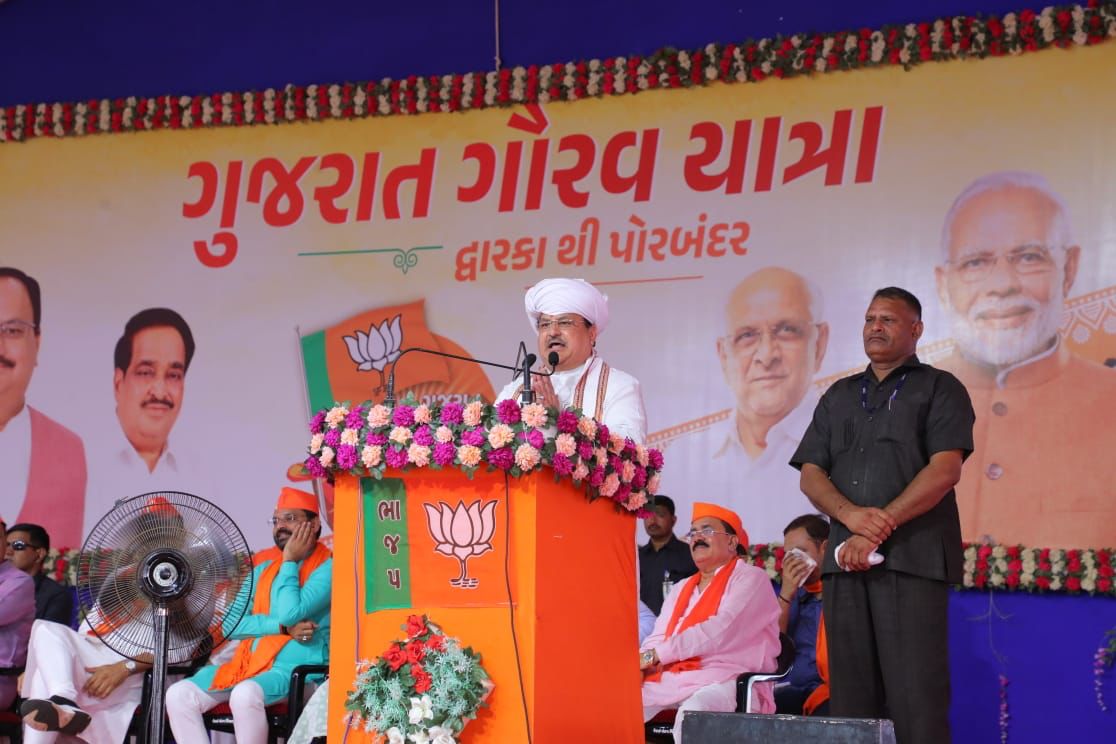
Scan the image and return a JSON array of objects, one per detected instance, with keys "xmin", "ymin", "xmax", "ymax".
[{"xmin": 822, "ymin": 569, "xmax": 951, "ymax": 744}]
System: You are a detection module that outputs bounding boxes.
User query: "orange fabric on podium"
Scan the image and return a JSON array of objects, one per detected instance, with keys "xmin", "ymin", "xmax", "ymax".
[{"xmin": 327, "ymin": 468, "xmax": 643, "ymax": 743}]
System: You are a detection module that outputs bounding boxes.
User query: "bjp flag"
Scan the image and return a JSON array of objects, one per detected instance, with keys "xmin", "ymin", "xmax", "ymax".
[{"xmin": 299, "ymin": 299, "xmax": 496, "ymax": 413}]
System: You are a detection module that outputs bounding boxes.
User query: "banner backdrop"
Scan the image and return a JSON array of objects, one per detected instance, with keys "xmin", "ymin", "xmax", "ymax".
[{"xmin": 2, "ymin": 43, "xmax": 1115, "ymax": 553}]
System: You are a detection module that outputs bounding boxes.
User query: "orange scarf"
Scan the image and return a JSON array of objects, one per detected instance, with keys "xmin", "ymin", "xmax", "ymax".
[
  {"xmin": 803, "ymin": 614, "xmax": 829, "ymax": 715},
  {"xmin": 645, "ymin": 559, "xmax": 737, "ymax": 682},
  {"xmin": 210, "ymin": 542, "xmax": 331, "ymax": 690}
]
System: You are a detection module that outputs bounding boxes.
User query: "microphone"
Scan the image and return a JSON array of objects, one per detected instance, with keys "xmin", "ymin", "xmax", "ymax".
[
  {"xmin": 383, "ymin": 347, "xmax": 523, "ymax": 408},
  {"xmin": 547, "ymin": 351, "xmax": 560, "ymax": 368},
  {"xmin": 520, "ymin": 354, "xmax": 538, "ymax": 403}
]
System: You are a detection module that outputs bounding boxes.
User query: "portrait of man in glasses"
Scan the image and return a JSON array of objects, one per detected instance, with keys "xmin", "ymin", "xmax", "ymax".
[
  {"xmin": 661, "ymin": 267, "xmax": 827, "ymax": 543},
  {"xmin": 0, "ymin": 267, "xmax": 87, "ymax": 550},
  {"xmin": 933, "ymin": 171, "xmax": 1116, "ymax": 548}
]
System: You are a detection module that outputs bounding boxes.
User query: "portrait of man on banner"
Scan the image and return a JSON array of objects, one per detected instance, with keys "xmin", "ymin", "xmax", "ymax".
[
  {"xmin": 660, "ymin": 267, "xmax": 826, "ymax": 544},
  {"xmin": 934, "ymin": 171, "xmax": 1116, "ymax": 548},
  {"xmin": 0, "ymin": 267, "xmax": 87, "ymax": 550}
]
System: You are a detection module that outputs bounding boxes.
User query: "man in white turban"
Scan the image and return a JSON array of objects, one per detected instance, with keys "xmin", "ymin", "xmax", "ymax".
[{"xmin": 496, "ymin": 277, "xmax": 648, "ymax": 443}]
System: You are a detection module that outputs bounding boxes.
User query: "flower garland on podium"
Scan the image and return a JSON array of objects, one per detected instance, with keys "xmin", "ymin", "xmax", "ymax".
[
  {"xmin": 346, "ymin": 614, "xmax": 493, "ymax": 743},
  {"xmin": 302, "ymin": 397, "xmax": 664, "ymax": 514}
]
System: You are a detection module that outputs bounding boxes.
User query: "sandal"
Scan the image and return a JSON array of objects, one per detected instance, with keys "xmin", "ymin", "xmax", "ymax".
[{"xmin": 20, "ymin": 696, "xmax": 92, "ymax": 735}]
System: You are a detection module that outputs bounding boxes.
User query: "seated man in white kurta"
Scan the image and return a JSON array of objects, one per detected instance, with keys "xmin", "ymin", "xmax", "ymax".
[{"xmin": 496, "ymin": 277, "xmax": 648, "ymax": 443}]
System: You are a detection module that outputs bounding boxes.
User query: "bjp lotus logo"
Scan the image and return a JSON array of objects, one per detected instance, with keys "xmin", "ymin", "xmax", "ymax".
[
  {"xmin": 342, "ymin": 314, "xmax": 403, "ymax": 390},
  {"xmin": 423, "ymin": 500, "xmax": 497, "ymax": 589}
]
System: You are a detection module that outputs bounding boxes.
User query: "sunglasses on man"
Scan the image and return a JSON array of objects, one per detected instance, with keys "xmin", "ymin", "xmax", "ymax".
[{"xmin": 7, "ymin": 540, "xmax": 42, "ymax": 552}]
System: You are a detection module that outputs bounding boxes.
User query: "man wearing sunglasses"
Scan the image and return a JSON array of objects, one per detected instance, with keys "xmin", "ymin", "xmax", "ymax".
[
  {"xmin": 4, "ymin": 523, "xmax": 72, "ymax": 627},
  {"xmin": 640, "ymin": 502, "xmax": 781, "ymax": 741},
  {"xmin": 0, "ymin": 515, "xmax": 36, "ymax": 713}
]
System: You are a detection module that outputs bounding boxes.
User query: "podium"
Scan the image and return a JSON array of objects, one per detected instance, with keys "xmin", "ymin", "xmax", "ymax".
[{"xmin": 326, "ymin": 467, "xmax": 644, "ymax": 743}]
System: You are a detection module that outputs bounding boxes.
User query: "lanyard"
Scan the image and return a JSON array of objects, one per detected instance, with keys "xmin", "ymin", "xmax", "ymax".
[{"xmin": 861, "ymin": 372, "xmax": 908, "ymax": 414}]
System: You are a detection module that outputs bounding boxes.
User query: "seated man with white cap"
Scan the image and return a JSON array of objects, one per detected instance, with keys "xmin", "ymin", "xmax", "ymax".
[
  {"xmin": 640, "ymin": 502, "xmax": 781, "ymax": 742},
  {"xmin": 166, "ymin": 487, "xmax": 332, "ymax": 744},
  {"xmin": 497, "ymin": 276, "xmax": 648, "ymax": 443}
]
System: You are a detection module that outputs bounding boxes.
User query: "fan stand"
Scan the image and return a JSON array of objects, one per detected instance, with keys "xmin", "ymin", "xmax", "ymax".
[{"xmin": 139, "ymin": 549, "xmax": 194, "ymax": 744}]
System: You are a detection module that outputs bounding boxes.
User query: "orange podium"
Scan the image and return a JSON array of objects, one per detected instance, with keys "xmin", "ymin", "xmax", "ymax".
[{"xmin": 326, "ymin": 466, "xmax": 644, "ymax": 743}]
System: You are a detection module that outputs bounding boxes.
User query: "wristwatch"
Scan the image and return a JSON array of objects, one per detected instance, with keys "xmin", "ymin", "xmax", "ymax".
[
  {"xmin": 640, "ymin": 649, "xmax": 656, "ymax": 666},
  {"xmin": 124, "ymin": 660, "xmax": 138, "ymax": 673}
]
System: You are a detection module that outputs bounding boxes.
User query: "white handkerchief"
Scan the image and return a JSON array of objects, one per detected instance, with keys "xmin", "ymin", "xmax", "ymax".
[
  {"xmin": 835, "ymin": 540, "xmax": 885, "ymax": 571},
  {"xmin": 784, "ymin": 547, "xmax": 818, "ymax": 588}
]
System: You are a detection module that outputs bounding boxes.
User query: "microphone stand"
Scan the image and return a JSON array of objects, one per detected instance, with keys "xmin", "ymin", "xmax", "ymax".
[{"xmin": 384, "ymin": 347, "xmax": 534, "ymax": 408}]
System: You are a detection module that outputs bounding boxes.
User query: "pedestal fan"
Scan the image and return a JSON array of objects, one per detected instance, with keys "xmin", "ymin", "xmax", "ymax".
[{"xmin": 77, "ymin": 491, "xmax": 254, "ymax": 744}]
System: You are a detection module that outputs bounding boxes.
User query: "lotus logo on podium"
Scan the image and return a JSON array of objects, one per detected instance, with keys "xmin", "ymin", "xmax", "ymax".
[{"xmin": 423, "ymin": 500, "xmax": 498, "ymax": 589}]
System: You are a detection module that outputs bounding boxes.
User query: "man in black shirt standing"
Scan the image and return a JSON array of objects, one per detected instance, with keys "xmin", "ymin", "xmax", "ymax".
[
  {"xmin": 638, "ymin": 495, "xmax": 697, "ymax": 615},
  {"xmin": 790, "ymin": 287, "xmax": 974, "ymax": 744}
]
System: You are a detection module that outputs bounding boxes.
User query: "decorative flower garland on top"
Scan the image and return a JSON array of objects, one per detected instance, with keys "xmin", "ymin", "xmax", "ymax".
[
  {"xmin": 303, "ymin": 398, "xmax": 664, "ymax": 515},
  {"xmin": 2, "ymin": 2, "xmax": 1113, "ymax": 143}
]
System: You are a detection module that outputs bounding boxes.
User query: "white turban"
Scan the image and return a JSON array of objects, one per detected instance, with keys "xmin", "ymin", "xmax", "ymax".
[{"xmin": 524, "ymin": 278, "xmax": 609, "ymax": 335}]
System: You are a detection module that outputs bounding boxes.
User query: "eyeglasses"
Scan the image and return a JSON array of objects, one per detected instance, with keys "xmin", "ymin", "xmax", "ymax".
[
  {"xmin": 683, "ymin": 526, "xmax": 735, "ymax": 542},
  {"xmin": 946, "ymin": 244, "xmax": 1062, "ymax": 283},
  {"xmin": 267, "ymin": 514, "xmax": 311, "ymax": 527},
  {"xmin": 537, "ymin": 317, "xmax": 586, "ymax": 333},
  {"xmin": 7, "ymin": 540, "xmax": 40, "ymax": 552},
  {"xmin": 0, "ymin": 319, "xmax": 38, "ymax": 341},
  {"xmin": 724, "ymin": 321, "xmax": 816, "ymax": 354}
]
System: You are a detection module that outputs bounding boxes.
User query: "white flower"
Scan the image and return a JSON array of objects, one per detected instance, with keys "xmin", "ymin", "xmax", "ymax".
[
  {"xmin": 408, "ymin": 695, "xmax": 434, "ymax": 724},
  {"xmin": 429, "ymin": 725, "xmax": 457, "ymax": 744},
  {"xmin": 325, "ymin": 406, "xmax": 349, "ymax": 428},
  {"xmin": 341, "ymin": 428, "xmax": 360, "ymax": 446},
  {"xmin": 319, "ymin": 446, "xmax": 335, "ymax": 466},
  {"xmin": 387, "ymin": 727, "xmax": 406, "ymax": 744},
  {"xmin": 407, "ymin": 731, "xmax": 431, "ymax": 744},
  {"xmin": 309, "ymin": 433, "xmax": 324, "ymax": 454}
]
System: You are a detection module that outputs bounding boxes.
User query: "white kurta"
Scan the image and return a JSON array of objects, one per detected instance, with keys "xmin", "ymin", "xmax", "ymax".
[
  {"xmin": 659, "ymin": 393, "xmax": 817, "ymax": 544},
  {"xmin": 496, "ymin": 355, "xmax": 648, "ymax": 443}
]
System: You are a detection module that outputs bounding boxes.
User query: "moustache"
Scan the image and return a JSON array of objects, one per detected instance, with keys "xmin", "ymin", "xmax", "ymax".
[
  {"xmin": 142, "ymin": 397, "xmax": 175, "ymax": 409},
  {"xmin": 692, "ymin": 540, "xmax": 710, "ymax": 549},
  {"xmin": 0, "ymin": 355, "xmax": 14, "ymax": 369},
  {"xmin": 276, "ymin": 530, "xmax": 292, "ymax": 539},
  {"xmin": 968, "ymin": 295, "xmax": 1042, "ymax": 322}
]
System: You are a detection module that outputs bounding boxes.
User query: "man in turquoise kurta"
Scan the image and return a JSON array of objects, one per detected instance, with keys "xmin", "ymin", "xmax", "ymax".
[{"xmin": 166, "ymin": 487, "xmax": 332, "ymax": 744}]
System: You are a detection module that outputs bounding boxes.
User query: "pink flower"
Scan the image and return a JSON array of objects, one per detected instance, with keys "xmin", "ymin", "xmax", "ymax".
[
  {"xmin": 626, "ymin": 490, "xmax": 648, "ymax": 510},
  {"xmin": 319, "ymin": 446, "xmax": 335, "ymax": 466},
  {"xmin": 362, "ymin": 445, "xmax": 383, "ymax": 468},
  {"xmin": 596, "ymin": 423, "xmax": 611, "ymax": 445},
  {"xmin": 487, "ymin": 423, "xmax": 515, "ymax": 448},
  {"xmin": 458, "ymin": 444, "xmax": 482, "ymax": 467},
  {"xmin": 648, "ymin": 449, "xmax": 665, "ymax": 470},
  {"xmin": 621, "ymin": 460, "xmax": 636, "ymax": 483},
  {"xmin": 304, "ymin": 456, "xmax": 326, "ymax": 478},
  {"xmin": 589, "ymin": 466, "xmax": 606, "ymax": 487},
  {"xmin": 366, "ymin": 431, "xmax": 388, "ymax": 446},
  {"xmin": 413, "ymin": 425, "xmax": 435, "ymax": 446},
  {"xmin": 555, "ymin": 433, "xmax": 577, "ymax": 457},
  {"xmin": 496, "ymin": 399, "xmax": 522, "ymax": 425},
  {"xmin": 524, "ymin": 428, "xmax": 545, "ymax": 450},
  {"xmin": 463, "ymin": 401, "xmax": 485, "ymax": 427},
  {"xmin": 577, "ymin": 440, "xmax": 594, "ymax": 460},
  {"xmin": 522, "ymin": 402, "xmax": 548, "ymax": 428},
  {"xmin": 599, "ymin": 473, "xmax": 620, "ymax": 497},
  {"xmin": 367, "ymin": 404, "xmax": 391, "ymax": 427},
  {"xmin": 636, "ymin": 444, "xmax": 649, "ymax": 467},
  {"xmin": 594, "ymin": 447, "xmax": 608, "ymax": 466},
  {"xmin": 325, "ymin": 406, "xmax": 348, "ymax": 428},
  {"xmin": 515, "ymin": 443, "xmax": 541, "ymax": 471},
  {"xmin": 461, "ymin": 427, "xmax": 486, "ymax": 447},
  {"xmin": 337, "ymin": 444, "xmax": 358, "ymax": 469},
  {"xmin": 572, "ymin": 461, "xmax": 590, "ymax": 481},
  {"xmin": 577, "ymin": 416, "xmax": 597, "ymax": 439},
  {"xmin": 408, "ymin": 443, "xmax": 432, "ymax": 467},
  {"xmin": 557, "ymin": 410, "xmax": 579, "ymax": 433},
  {"xmin": 632, "ymin": 465, "xmax": 647, "ymax": 489},
  {"xmin": 608, "ymin": 433, "xmax": 626, "ymax": 454},
  {"xmin": 389, "ymin": 426, "xmax": 413, "ymax": 445},
  {"xmin": 615, "ymin": 483, "xmax": 632, "ymax": 503},
  {"xmin": 552, "ymin": 452, "xmax": 574, "ymax": 476},
  {"xmin": 487, "ymin": 446, "xmax": 515, "ymax": 471},
  {"xmin": 434, "ymin": 425, "xmax": 455, "ymax": 443},
  {"xmin": 385, "ymin": 446, "xmax": 409, "ymax": 469},
  {"xmin": 414, "ymin": 404, "xmax": 433, "ymax": 424},
  {"xmin": 440, "ymin": 402, "xmax": 464, "ymax": 425},
  {"xmin": 433, "ymin": 441, "xmax": 456, "ymax": 466},
  {"xmin": 392, "ymin": 405, "xmax": 415, "ymax": 427}
]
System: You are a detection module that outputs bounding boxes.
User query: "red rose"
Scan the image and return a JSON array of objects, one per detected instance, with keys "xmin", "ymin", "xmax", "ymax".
[
  {"xmin": 1066, "ymin": 576, "xmax": 1082, "ymax": 592},
  {"xmin": 384, "ymin": 644, "xmax": 407, "ymax": 671},
  {"xmin": 425, "ymin": 634, "xmax": 445, "ymax": 651},
  {"xmin": 405, "ymin": 641, "xmax": 426, "ymax": 665},
  {"xmin": 1098, "ymin": 578, "xmax": 1112, "ymax": 593},
  {"xmin": 1098, "ymin": 563, "xmax": 1114, "ymax": 578},
  {"xmin": 974, "ymin": 573, "xmax": 987, "ymax": 588},
  {"xmin": 1005, "ymin": 573, "xmax": 1020, "ymax": 588},
  {"xmin": 977, "ymin": 545, "xmax": 993, "ymax": 560},
  {"xmin": 412, "ymin": 667, "xmax": 433, "ymax": 693},
  {"xmin": 1035, "ymin": 576, "xmax": 1052, "ymax": 590}
]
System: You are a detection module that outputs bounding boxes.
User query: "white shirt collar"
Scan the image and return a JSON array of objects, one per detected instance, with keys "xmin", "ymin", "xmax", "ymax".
[{"xmin": 712, "ymin": 390, "xmax": 818, "ymax": 460}]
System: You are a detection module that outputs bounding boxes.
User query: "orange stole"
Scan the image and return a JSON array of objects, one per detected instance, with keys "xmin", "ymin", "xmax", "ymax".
[
  {"xmin": 211, "ymin": 542, "xmax": 331, "ymax": 690},
  {"xmin": 803, "ymin": 614, "xmax": 829, "ymax": 715},
  {"xmin": 645, "ymin": 559, "xmax": 737, "ymax": 682}
]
